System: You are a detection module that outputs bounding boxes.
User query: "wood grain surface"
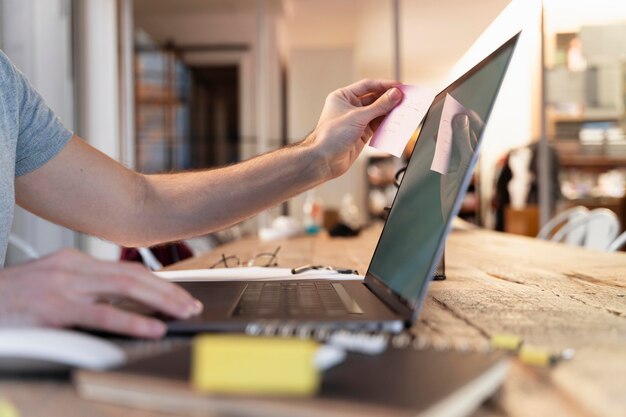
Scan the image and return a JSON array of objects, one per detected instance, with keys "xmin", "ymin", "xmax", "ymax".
[{"xmin": 1, "ymin": 224, "xmax": 625, "ymax": 417}]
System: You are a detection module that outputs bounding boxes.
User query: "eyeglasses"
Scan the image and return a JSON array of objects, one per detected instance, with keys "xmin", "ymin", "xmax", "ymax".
[
  {"xmin": 209, "ymin": 246, "xmax": 281, "ymax": 269},
  {"xmin": 394, "ymin": 166, "xmax": 407, "ymax": 188},
  {"xmin": 291, "ymin": 264, "xmax": 359, "ymax": 275}
]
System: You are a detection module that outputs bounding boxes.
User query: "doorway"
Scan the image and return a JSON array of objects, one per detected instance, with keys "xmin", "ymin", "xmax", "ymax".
[{"xmin": 189, "ymin": 65, "xmax": 240, "ymax": 168}]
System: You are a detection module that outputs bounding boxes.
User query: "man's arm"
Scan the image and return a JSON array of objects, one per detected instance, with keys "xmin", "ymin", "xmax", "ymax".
[{"xmin": 15, "ymin": 79, "xmax": 402, "ymax": 247}]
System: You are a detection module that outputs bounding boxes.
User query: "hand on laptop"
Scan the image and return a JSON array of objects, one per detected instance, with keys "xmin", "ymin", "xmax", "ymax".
[
  {"xmin": 305, "ymin": 79, "xmax": 403, "ymax": 179},
  {"xmin": 0, "ymin": 249, "xmax": 202, "ymax": 339}
]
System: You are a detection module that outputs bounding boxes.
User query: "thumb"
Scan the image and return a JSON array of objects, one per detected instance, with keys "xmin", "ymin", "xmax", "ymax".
[
  {"xmin": 452, "ymin": 113, "xmax": 476, "ymax": 159},
  {"xmin": 358, "ymin": 87, "xmax": 403, "ymax": 122}
]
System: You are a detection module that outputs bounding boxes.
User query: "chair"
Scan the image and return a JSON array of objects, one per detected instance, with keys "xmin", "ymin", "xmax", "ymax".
[
  {"xmin": 137, "ymin": 247, "xmax": 163, "ymax": 271},
  {"xmin": 537, "ymin": 206, "xmax": 589, "ymax": 244},
  {"xmin": 120, "ymin": 242, "xmax": 193, "ymax": 271},
  {"xmin": 608, "ymin": 230, "xmax": 626, "ymax": 252},
  {"xmin": 552, "ymin": 208, "xmax": 620, "ymax": 251}
]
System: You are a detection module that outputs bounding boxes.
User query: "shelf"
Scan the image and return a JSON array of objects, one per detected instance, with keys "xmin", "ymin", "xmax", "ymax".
[
  {"xmin": 560, "ymin": 154, "xmax": 626, "ymax": 168},
  {"xmin": 552, "ymin": 139, "xmax": 626, "ymax": 169},
  {"xmin": 550, "ymin": 114, "xmax": 621, "ymax": 123}
]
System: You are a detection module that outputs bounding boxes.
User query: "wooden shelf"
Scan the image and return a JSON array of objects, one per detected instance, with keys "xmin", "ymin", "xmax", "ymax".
[
  {"xmin": 552, "ymin": 139, "xmax": 626, "ymax": 169},
  {"xmin": 560, "ymin": 154, "xmax": 626, "ymax": 168}
]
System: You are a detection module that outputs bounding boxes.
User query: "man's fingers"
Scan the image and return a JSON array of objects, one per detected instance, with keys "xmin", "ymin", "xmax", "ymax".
[
  {"xmin": 107, "ymin": 270, "xmax": 202, "ymax": 320},
  {"xmin": 357, "ymin": 87, "xmax": 403, "ymax": 122},
  {"xmin": 369, "ymin": 115, "xmax": 385, "ymax": 135},
  {"xmin": 73, "ymin": 303, "xmax": 167, "ymax": 339},
  {"xmin": 342, "ymin": 78, "xmax": 398, "ymax": 98},
  {"xmin": 82, "ymin": 260, "xmax": 203, "ymax": 320},
  {"xmin": 359, "ymin": 92, "xmax": 378, "ymax": 107}
]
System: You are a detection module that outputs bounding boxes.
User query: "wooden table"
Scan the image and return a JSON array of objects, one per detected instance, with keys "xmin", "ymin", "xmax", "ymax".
[{"xmin": 1, "ymin": 225, "xmax": 625, "ymax": 417}]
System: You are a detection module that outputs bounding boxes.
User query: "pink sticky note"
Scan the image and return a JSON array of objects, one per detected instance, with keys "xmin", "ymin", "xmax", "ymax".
[
  {"xmin": 431, "ymin": 94, "xmax": 468, "ymax": 175},
  {"xmin": 369, "ymin": 84, "xmax": 436, "ymax": 158}
]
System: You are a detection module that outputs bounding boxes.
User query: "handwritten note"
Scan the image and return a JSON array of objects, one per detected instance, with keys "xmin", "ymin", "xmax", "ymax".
[
  {"xmin": 431, "ymin": 94, "xmax": 467, "ymax": 175},
  {"xmin": 369, "ymin": 84, "xmax": 436, "ymax": 158}
]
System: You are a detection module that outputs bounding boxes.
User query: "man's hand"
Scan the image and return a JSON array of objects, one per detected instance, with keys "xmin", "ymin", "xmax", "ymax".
[
  {"xmin": 0, "ymin": 249, "xmax": 202, "ymax": 338},
  {"xmin": 15, "ymin": 80, "xmax": 403, "ymax": 248},
  {"xmin": 306, "ymin": 79, "xmax": 403, "ymax": 179}
]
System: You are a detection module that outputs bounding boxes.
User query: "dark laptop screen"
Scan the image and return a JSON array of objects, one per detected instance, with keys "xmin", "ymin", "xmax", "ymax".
[{"xmin": 366, "ymin": 34, "xmax": 519, "ymax": 311}]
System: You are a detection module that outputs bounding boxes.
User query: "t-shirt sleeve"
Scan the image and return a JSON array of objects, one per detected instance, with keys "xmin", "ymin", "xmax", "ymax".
[{"xmin": 12, "ymin": 61, "xmax": 73, "ymax": 177}]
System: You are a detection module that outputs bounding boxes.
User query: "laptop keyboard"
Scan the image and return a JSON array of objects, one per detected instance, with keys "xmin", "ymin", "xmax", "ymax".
[{"xmin": 233, "ymin": 282, "xmax": 350, "ymax": 317}]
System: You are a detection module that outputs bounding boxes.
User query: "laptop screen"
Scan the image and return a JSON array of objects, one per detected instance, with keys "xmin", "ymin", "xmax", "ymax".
[{"xmin": 366, "ymin": 34, "xmax": 519, "ymax": 312}]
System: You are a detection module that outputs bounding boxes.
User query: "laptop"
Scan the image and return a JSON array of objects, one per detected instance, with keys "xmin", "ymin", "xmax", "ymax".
[{"xmin": 166, "ymin": 33, "xmax": 520, "ymax": 334}]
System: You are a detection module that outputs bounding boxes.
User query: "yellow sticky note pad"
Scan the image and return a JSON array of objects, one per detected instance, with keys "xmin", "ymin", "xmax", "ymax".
[{"xmin": 192, "ymin": 335, "xmax": 321, "ymax": 396}]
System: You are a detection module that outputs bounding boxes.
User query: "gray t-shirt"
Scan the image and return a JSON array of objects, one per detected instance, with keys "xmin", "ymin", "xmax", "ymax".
[{"xmin": 0, "ymin": 50, "xmax": 73, "ymax": 265}]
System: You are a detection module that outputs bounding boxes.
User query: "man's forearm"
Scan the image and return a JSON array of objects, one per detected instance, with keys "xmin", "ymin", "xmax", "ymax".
[
  {"xmin": 16, "ymin": 79, "xmax": 400, "ymax": 248},
  {"xmin": 135, "ymin": 139, "xmax": 328, "ymax": 246}
]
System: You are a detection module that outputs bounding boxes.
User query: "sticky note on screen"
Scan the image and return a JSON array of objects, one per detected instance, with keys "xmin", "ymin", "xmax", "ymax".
[
  {"xmin": 369, "ymin": 84, "xmax": 436, "ymax": 157},
  {"xmin": 431, "ymin": 93, "xmax": 468, "ymax": 175}
]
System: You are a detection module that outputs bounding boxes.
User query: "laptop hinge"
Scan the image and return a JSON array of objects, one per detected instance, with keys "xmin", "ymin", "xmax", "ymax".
[{"xmin": 364, "ymin": 274, "xmax": 414, "ymax": 321}]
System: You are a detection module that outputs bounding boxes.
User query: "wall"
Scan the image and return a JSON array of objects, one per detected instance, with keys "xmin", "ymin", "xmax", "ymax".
[
  {"xmin": 287, "ymin": 48, "xmax": 365, "ymax": 219},
  {"xmin": 2, "ymin": 0, "xmax": 77, "ymax": 265},
  {"xmin": 136, "ymin": 9, "xmax": 284, "ymax": 162},
  {"xmin": 443, "ymin": 0, "xmax": 542, "ymax": 227},
  {"xmin": 3, "ymin": 0, "xmax": 131, "ymax": 262},
  {"xmin": 284, "ymin": 0, "xmax": 516, "ymax": 226},
  {"xmin": 0, "ymin": 0, "xmax": 3, "ymax": 47},
  {"xmin": 136, "ymin": 6, "xmax": 285, "ymax": 230},
  {"xmin": 543, "ymin": 0, "xmax": 626, "ymax": 65},
  {"xmin": 351, "ymin": 0, "xmax": 510, "ymax": 87},
  {"xmin": 283, "ymin": 0, "xmax": 369, "ymax": 220},
  {"xmin": 73, "ymin": 0, "xmax": 123, "ymax": 260},
  {"xmin": 353, "ymin": 0, "xmax": 394, "ymax": 80}
]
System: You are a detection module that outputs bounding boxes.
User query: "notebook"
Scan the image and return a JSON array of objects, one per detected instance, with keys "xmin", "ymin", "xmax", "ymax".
[
  {"xmin": 75, "ymin": 340, "xmax": 508, "ymax": 417},
  {"xmin": 164, "ymin": 33, "xmax": 520, "ymax": 335}
]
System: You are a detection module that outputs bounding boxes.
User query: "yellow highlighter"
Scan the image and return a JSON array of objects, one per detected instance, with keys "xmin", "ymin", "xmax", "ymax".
[
  {"xmin": 518, "ymin": 346, "xmax": 574, "ymax": 367},
  {"xmin": 518, "ymin": 346, "xmax": 554, "ymax": 367},
  {"xmin": 192, "ymin": 335, "xmax": 321, "ymax": 396},
  {"xmin": 490, "ymin": 333, "xmax": 523, "ymax": 352}
]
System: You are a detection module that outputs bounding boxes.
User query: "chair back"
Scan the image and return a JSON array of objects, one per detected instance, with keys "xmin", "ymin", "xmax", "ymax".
[
  {"xmin": 6, "ymin": 233, "xmax": 40, "ymax": 266},
  {"xmin": 537, "ymin": 206, "xmax": 589, "ymax": 243},
  {"xmin": 607, "ymin": 230, "xmax": 626, "ymax": 252},
  {"xmin": 552, "ymin": 208, "xmax": 620, "ymax": 251}
]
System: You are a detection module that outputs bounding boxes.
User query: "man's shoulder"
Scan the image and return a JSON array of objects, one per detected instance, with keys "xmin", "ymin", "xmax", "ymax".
[
  {"xmin": 0, "ymin": 51, "xmax": 17, "ymax": 89},
  {"xmin": 0, "ymin": 50, "xmax": 13, "ymax": 69}
]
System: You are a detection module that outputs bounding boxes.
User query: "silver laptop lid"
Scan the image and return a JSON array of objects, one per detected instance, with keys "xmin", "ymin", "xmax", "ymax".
[{"xmin": 364, "ymin": 33, "xmax": 520, "ymax": 321}]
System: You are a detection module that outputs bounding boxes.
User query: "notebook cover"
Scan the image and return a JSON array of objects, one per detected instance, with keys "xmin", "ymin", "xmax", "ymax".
[{"xmin": 75, "ymin": 344, "xmax": 507, "ymax": 417}]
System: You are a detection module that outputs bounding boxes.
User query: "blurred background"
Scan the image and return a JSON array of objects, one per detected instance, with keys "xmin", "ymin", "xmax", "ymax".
[{"xmin": 2, "ymin": 0, "xmax": 625, "ymax": 263}]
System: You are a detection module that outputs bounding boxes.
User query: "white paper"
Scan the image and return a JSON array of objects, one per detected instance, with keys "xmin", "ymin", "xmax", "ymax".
[
  {"xmin": 431, "ymin": 93, "xmax": 468, "ymax": 175},
  {"xmin": 155, "ymin": 267, "xmax": 363, "ymax": 282},
  {"xmin": 369, "ymin": 84, "xmax": 436, "ymax": 158}
]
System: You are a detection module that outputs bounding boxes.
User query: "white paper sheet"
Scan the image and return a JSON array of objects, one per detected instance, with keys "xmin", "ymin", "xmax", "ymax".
[
  {"xmin": 155, "ymin": 267, "xmax": 363, "ymax": 282},
  {"xmin": 369, "ymin": 84, "xmax": 436, "ymax": 158}
]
